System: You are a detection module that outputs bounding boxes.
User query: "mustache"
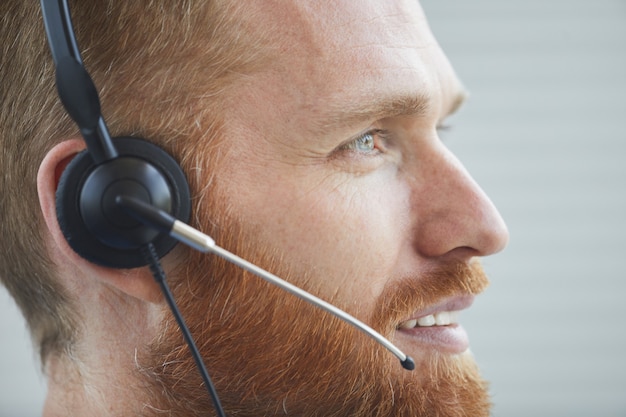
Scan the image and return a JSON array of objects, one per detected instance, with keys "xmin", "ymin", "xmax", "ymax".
[{"xmin": 371, "ymin": 261, "xmax": 490, "ymax": 336}]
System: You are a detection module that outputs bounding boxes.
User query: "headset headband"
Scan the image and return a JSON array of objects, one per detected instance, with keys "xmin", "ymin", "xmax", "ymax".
[
  {"xmin": 41, "ymin": 0, "xmax": 118, "ymax": 164},
  {"xmin": 41, "ymin": 0, "xmax": 82, "ymax": 65}
]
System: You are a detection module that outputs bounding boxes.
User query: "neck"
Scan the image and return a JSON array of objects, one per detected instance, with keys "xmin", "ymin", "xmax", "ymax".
[
  {"xmin": 43, "ymin": 354, "xmax": 92, "ymax": 417},
  {"xmin": 43, "ymin": 288, "xmax": 163, "ymax": 417}
]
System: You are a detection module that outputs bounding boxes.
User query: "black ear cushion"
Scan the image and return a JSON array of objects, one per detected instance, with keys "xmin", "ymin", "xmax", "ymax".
[{"xmin": 56, "ymin": 137, "xmax": 191, "ymax": 269}]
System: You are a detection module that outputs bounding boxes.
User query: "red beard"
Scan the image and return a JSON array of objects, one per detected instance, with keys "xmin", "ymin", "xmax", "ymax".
[{"xmin": 139, "ymin": 211, "xmax": 491, "ymax": 416}]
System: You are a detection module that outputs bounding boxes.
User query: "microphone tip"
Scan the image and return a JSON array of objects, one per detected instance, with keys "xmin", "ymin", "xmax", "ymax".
[{"xmin": 401, "ymin": 356, "xmax": 416, "ymax": 371}]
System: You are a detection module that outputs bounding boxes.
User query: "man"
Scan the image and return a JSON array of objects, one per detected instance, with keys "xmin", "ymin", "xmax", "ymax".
[{"xmin": 0, "ymin": 1, "xmax": 508, "ymax": 416}]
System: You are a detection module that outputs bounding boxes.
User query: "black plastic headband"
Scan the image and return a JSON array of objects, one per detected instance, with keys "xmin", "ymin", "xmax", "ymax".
[
  {"xmin": 40, "ymin": 0, "xmax": 117, "ymax": 163},
  {"xmin": 40, "ymin": 0, "xmax": 82, "ymax": 65}
]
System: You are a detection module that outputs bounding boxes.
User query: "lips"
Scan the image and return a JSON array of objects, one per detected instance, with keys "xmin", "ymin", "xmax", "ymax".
[{"xmin": 395, "ymin": 295, "xmax": 475, "ymax": 354}]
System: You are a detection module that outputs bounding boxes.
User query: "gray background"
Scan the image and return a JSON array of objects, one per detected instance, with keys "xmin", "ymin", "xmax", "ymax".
[{"xmin": 1, "ymin": 1, "xmax": 625, "ymax": 416}]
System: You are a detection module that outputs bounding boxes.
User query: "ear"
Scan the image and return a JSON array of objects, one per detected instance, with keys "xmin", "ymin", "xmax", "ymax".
[{"xmin": 37, "ymin": 140, "xmax": 162, "ymax": 304}]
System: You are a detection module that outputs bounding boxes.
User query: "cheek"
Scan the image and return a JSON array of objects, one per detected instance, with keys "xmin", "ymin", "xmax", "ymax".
[{"xmin": 228, "ymin": 170, "xmax": 411, "ymax": 309}]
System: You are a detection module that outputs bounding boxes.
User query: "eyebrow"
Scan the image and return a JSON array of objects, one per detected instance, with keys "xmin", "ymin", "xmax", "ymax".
[{"xmin": 315, "ymin": 90, "xmax": 468, "ymax": 133}]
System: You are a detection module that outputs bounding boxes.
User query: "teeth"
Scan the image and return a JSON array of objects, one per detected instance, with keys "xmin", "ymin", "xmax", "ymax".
[
  {"xmin": 435, "ymin": 312, "xmax": 451, "ymax": 326},
  {"xmin": 417, "ymin": 315, "xmax": 436, "ymax": 327},
  {"xmin": 398, "ymin": 319, "xmax": 418, "ymax": 329},
  {"xmin": 399, "ymin": 311, "xmax": 459, "ymax": 329},
  {"xmin": 449, "ymin": 311, "xmax": 459, "ymax": 323}
]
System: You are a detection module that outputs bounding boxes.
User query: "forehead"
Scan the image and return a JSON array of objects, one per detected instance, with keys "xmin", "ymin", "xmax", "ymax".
[
  {"xmin": 257, "ymin": 1, "xmax": 438, "ymax": 77},
  {"xmin": 228, "ymin": 0, "xmax": 462, "ymax": 134},
  {"xmin": 267, "ymin": 1, "xmax": 430, "ymax": 48}
]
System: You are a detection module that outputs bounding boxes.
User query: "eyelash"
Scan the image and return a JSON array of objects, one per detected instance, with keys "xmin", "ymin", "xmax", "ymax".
[
  {"xmin": 437, "ymin": 122, "xmax": 452, "ymax": 132},
  {"xmin": 339, "ymin": 129, "xmax": 389, "ymax": 155}
]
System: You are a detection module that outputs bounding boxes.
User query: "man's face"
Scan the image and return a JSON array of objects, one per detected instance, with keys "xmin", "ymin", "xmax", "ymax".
[{"xmin": 148, "ymin": 1, "xmax": 508, "ymax": 415}]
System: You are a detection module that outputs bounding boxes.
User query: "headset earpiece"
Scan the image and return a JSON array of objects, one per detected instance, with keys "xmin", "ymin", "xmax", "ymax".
[
  {"xmin": 56, "ymin": 137, "xmax": 191, "ymax": 269},
  {"xmin": 40, "ymin": 0, "xmax": 192, "ymax": 269}
]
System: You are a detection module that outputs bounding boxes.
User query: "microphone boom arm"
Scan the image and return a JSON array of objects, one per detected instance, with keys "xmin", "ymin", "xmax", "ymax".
[{"xmin": 118, "ymin": 196, "xmax": 416, "ymax": 371}]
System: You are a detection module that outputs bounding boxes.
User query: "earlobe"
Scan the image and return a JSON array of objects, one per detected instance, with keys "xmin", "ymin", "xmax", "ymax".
[{"xmin": 37, "ymin": 139, "xmax": 163, "ymax": 304}]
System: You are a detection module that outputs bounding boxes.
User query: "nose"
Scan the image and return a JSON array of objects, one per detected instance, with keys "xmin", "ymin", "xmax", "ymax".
[{"xmin": 409, "ymin": 143, "xmax": 509, "ymax": 259}]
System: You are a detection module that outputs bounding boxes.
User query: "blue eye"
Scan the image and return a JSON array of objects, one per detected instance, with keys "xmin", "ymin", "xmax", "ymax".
[
  {"xmin": 342, "ymin": 131, "xmax": 378, "ymax": 153},
  {"xmin": 354, "ymin": 132, "xmax": 375, "ymax": 152},
  {"xmin": 331, "ymin": 129, "xmax": 395, "ymax": 171}
]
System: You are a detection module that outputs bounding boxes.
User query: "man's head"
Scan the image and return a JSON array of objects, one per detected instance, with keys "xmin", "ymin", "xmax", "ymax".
[{"xmin": 0, "ymin": 1, "xmax": 508, "ymax": 416}]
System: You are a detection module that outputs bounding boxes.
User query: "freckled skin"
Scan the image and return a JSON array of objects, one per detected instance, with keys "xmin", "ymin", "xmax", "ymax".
[
  {"xmin": 214, "ymin": 0, "xmax": 508, "ymax": 359},
  {"xmin": 149, "ymin": 1, "xmax": 509, "ymax": 415}
]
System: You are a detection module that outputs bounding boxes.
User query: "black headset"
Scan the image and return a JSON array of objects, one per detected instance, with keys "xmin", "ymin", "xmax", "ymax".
[
  {"xmin": 39, "ymin": 3, "xmax": 228, "ymax": 414},
  {"xmin": 38, "ymin": 3, "xmax": 415, "ymax": 414},
  {"xmin": 41, "ymin": 0, "xmax": 192, "ymax": 269}
]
